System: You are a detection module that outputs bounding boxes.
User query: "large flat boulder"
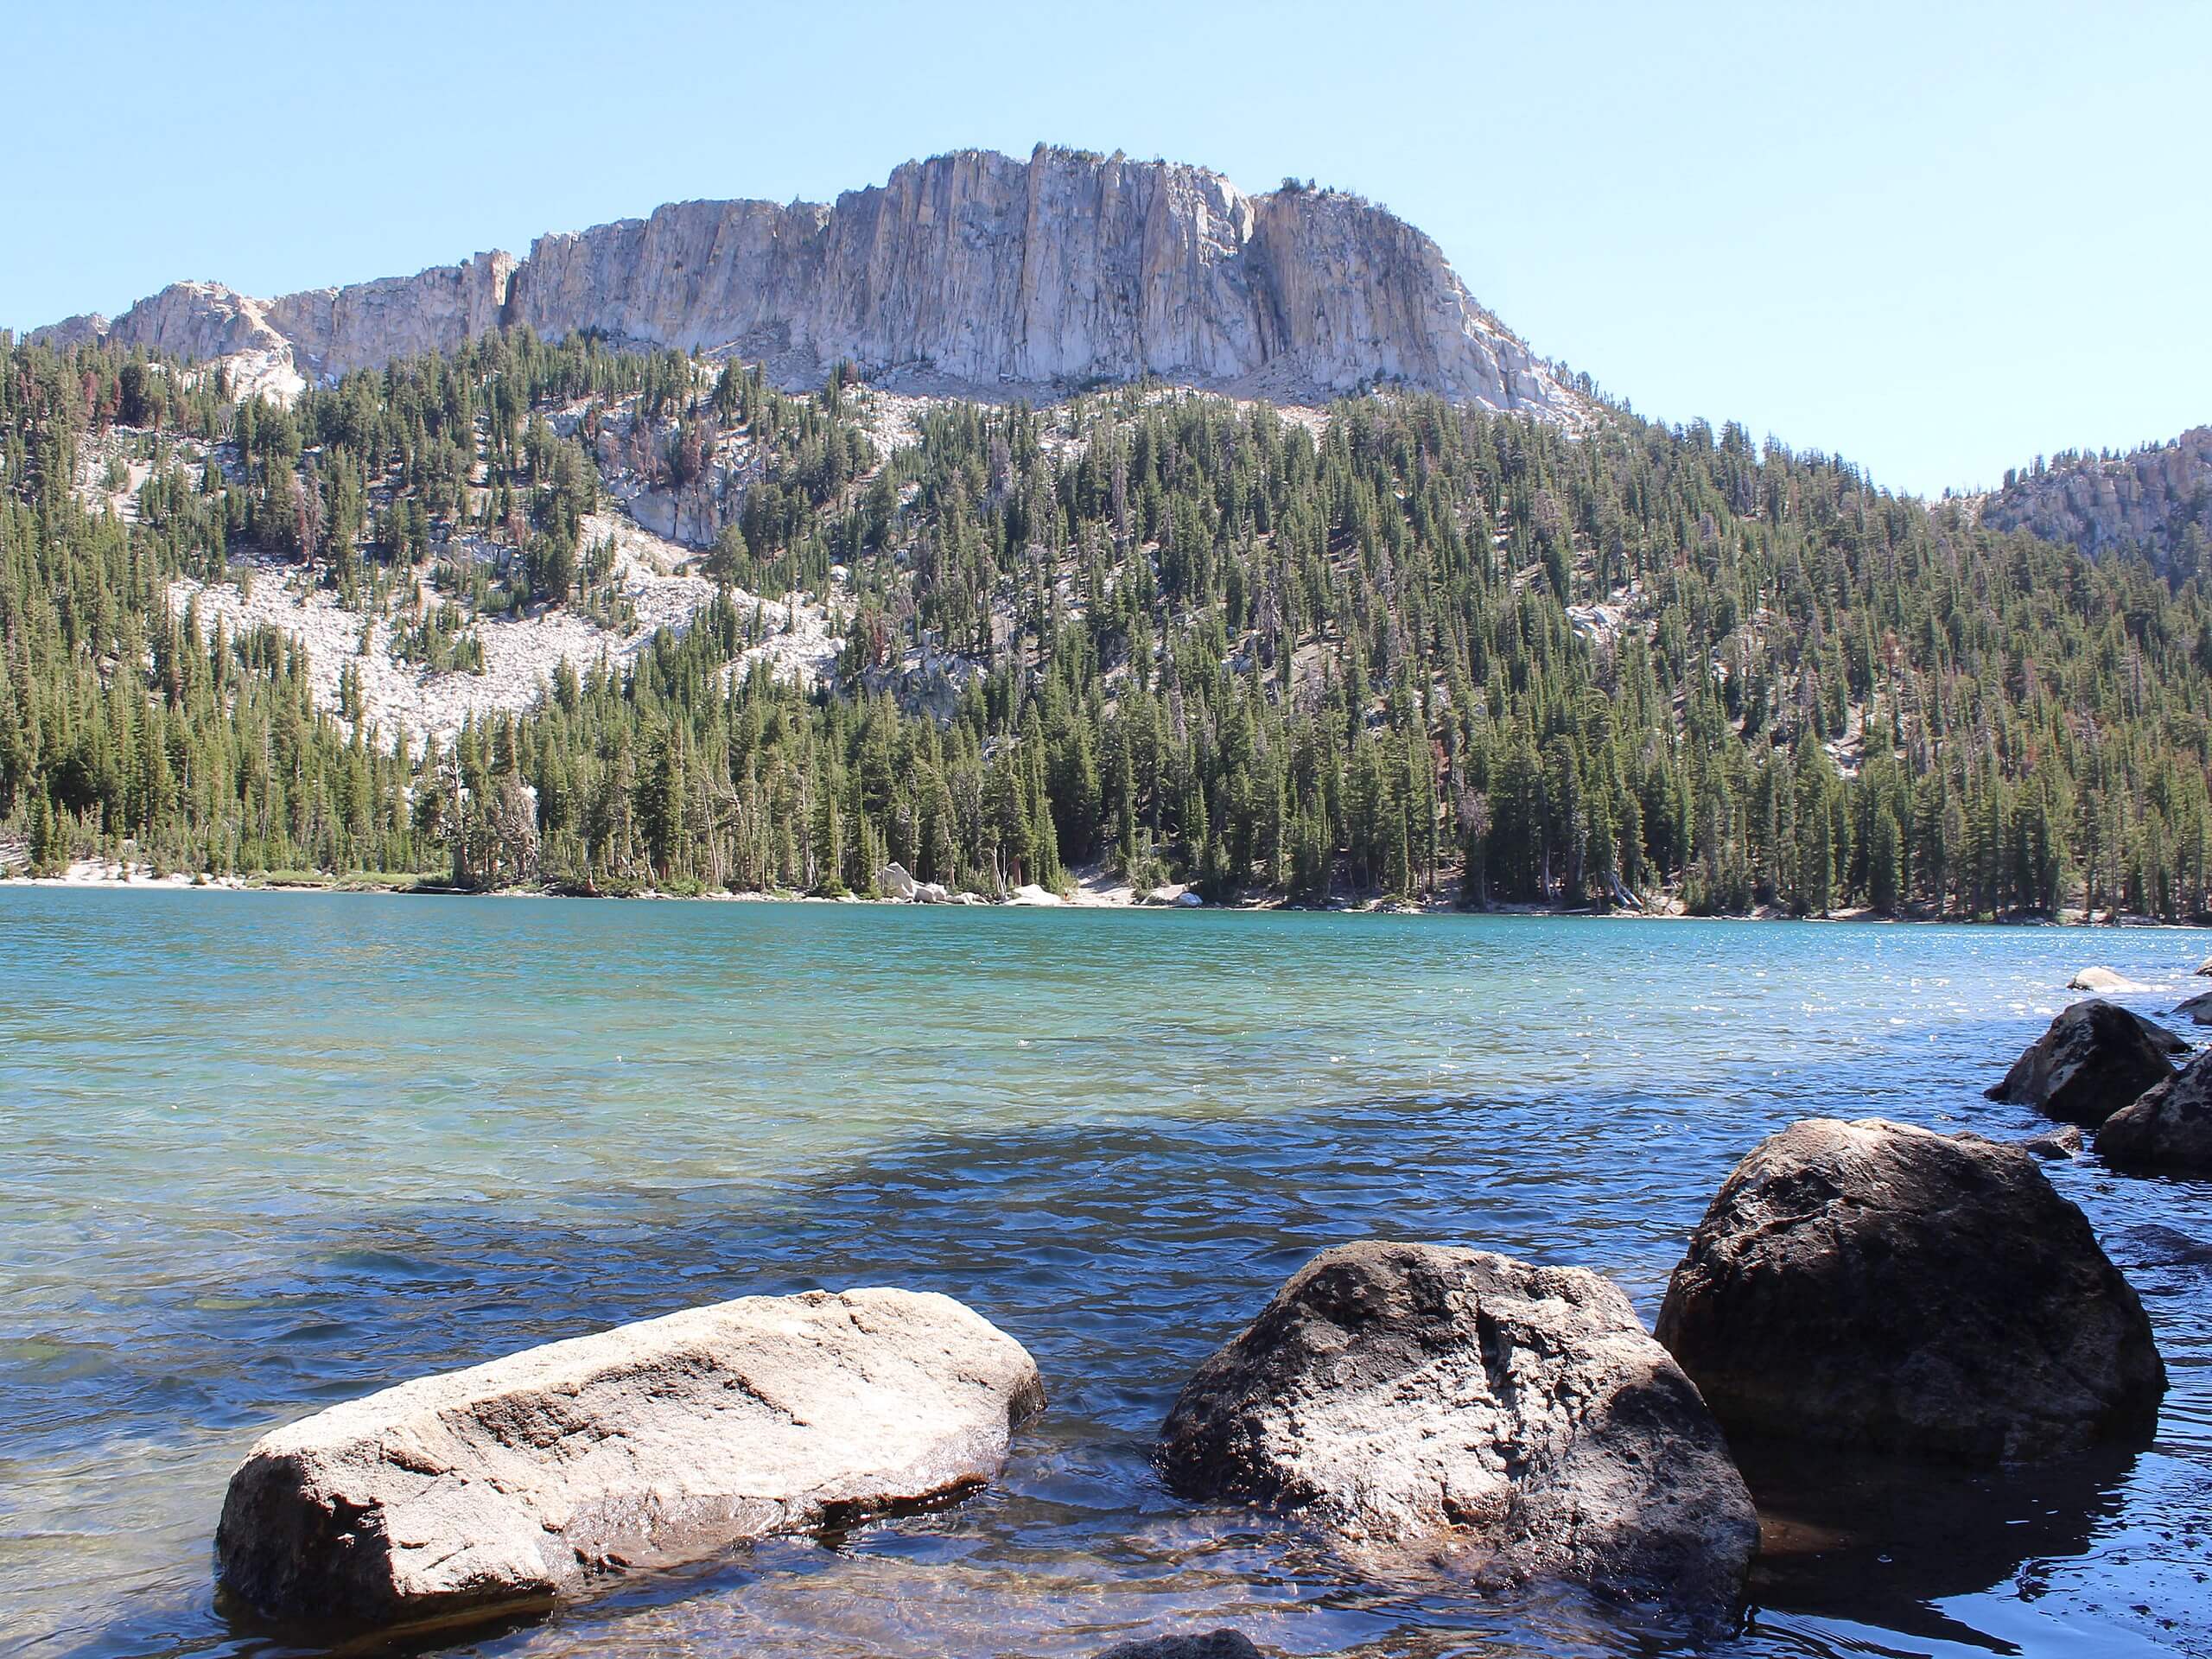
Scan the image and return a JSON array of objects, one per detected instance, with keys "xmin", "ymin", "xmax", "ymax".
[
  {"xmin": 1656, "ymin": 1119, "xmax": 2164, "ymax": 1464},
  {"xmin": 216, "ymin": 1289, "xmax": 1045, "ymax": 1630},
  {"xmin": 2100, "ymin": 1051, "xmax": 2212, "ymax": 1173},
  {"xmin": 1154, "ymin": 1242, "xmax": 1757, "ymax": 1612},
  {"xmin": 1984, "ymin": 998, "xmax": 2182, "ymax": 1125}
]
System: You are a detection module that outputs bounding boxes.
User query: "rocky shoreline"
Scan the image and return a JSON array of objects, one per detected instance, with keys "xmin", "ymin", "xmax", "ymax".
[
  {"xmin": 10, "ymin": 852, "xmax": 2212, "ymax": 928},
  {"xmin": 200, "ymin": 967, "xmax": 2205, "ymax": 1653}
]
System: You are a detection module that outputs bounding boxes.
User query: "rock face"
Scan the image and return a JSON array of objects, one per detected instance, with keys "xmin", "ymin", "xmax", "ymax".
[
  {"xmin": 34, "ymin": 148, "xmax": 1576, "ymax": 416},
  {"xmin": 2100, "ymin": 1051, "xmax": 2212, "ymax": 1173},
  {"xmin": 1156, "ymin": 1242, "xmax": 1757, "ymax": 1611},
  {"xmin": 1979, "ymin": 428, "xmax": 2212, "ymax": 573},
  {"xmin": 216, "ymin": 1289, "xmax": 1045, "ymax": 1630},
  {"xmin": 1984, "ymin": 998, "xmax": 2183, "ymax": 1126},
  {"xmin": 1656, "ymin": 1118, "xmax": 2165, "ymax": 1464}
]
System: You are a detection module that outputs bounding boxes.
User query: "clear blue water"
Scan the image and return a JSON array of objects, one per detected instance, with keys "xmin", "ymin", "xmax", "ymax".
[{"xmin": 2, "ymin": 887, "xmax": 2208, "ymax": 1659}]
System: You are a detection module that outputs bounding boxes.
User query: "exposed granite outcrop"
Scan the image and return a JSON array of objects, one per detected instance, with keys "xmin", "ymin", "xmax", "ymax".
[
  {"xmin": 35, "ymin": 148, "xmax": 1575, "ymax": 416},
  {"xmin": 1979, "ymin": 429, "xmax": 2212, "ymax": 569}
]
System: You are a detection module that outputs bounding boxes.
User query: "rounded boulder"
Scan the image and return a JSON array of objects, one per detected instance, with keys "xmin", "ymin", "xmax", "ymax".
[
  {"xmin": 1656, "ymin": 1118, "xmax": 2164, "ymax": 1465},
  {"xmin": 2100, "ymin": 1050, "xmax": 2212, "ymax": 1174},
  {"xmin": 1156, "ymin": 1241, "xmax": 1757, "ymax": 1613},
  {"xmin": 1984, "ymin": 998, "xmax": 2182, "ymax": 1126}
]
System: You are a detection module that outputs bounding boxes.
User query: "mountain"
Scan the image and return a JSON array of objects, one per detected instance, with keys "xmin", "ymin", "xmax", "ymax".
[
  {"xmin": 29, "ymin": 145, "xmax": 1577, "ymax": 417},
  {"xmin": 1978, "ymin": 428, "xmax": 2212, "ymax": 573},
  {"xmin": 13, "ymin": 153, "xmax": 2212, "ymax": 922}
]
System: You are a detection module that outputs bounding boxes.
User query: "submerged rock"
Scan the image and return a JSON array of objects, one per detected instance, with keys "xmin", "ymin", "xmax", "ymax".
[
  {"xmin": 1734, "ymin": 1434, "xmax": 2139, "ymax": 1632},
  {"xmin": 2120, "ymin": 1222, "xmax": 2212, "ymax": 1269},
  {"xmin": 2018, "ymin": 1123, "xmax": 2085, "ymax": 1160},
  {"xmin": 1984, "ymin": 998, "xmax": 2182, "ymax": 1125},
  {"xmin": 2099, "ymin": 1051, "xmax": 2212, "ymax": 1174},
  {"xmin": 1656, "ymin": 1118, "xmax": 2164, "ymax": 1464},
  {"xmin": 216, "ymin": 1289, "xmax": 1045, "ymax": 1630},
  {"xmin": 1096, "ymin": 1634, "xmax": 1263, "ymax": 1659},
  {"xmin": 1155, "ymin": 1241, "xmax": 1757, "ymax": 1611}
]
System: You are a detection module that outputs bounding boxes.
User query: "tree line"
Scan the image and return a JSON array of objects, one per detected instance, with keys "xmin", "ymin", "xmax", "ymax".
[{"xmin": 5, "ymin": 327, "xmax": 2212, "ymax": 918}]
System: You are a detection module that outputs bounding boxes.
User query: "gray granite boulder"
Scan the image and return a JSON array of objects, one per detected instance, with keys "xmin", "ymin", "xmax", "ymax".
[
  {"xmin": 216, "ymin": 1289, "xmax": 1046, "ymax": 1630},
  {"xmin": 2100, "ymin": 1051, "xmax": 2212, "ymax": 1173},
  {"xmin": 1155, "ymin": 1241, "xmax": 1756, "ymax": 1612},
  {"xmin": 1656, "ymin": 1118, "xmax": 2164, "ymax": 1464},
  {"xmin": 1985, "ymin": 999, "xmax": 2183, "ymax": 1125},
  {"xmin": 2171, "ymin": 990, "xmax": 2212, "ymax": 1025}
]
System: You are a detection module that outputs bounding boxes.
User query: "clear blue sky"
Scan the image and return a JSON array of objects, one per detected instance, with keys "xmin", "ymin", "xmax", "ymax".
[{"xmin": 7, "ymin": 1, "xmax": 2204, "ymax": 495}]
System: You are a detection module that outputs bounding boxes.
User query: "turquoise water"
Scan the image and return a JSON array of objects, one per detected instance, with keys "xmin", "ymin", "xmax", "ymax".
[{"xmin": 2, "ymin": 888, "xmax": 2208, "ymax": 1658}]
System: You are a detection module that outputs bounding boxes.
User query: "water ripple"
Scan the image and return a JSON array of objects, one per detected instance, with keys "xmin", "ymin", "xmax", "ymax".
[{"xmin": 1, "ymin": 890, "xmax": 2207, "ymax": 1659}]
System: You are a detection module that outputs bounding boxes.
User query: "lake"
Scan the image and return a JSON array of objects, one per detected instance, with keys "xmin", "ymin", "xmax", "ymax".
[{"xmin": 3, "ymin": 888, "xmax": 2207, "ymax": 1658}]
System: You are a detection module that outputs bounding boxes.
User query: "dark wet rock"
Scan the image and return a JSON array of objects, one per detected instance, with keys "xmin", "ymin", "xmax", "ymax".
[
  {"xmin": 1096, "ymin": 1633, "xmax": 1264, "ymax": 1659},
  {"xmin": 2100, "ymin": 1051, "xmax": 2212, "ymax": 1174},
  {"xmin": 216, "ymin": 1290, "xmax": 1045, "ymax": 1630},
  {"xmin": 2172, "ymin": 989, "xmax": 2212, "ymax": 1025},
  {"xmin": 2018, "ymin": 1123, "xmax": 2084, "ymax": 1159},
  {"xmin": 1656, "ymin": 1118, "xmax": 2165, "ymax": 1465},
  {"xmin": 1984, "ymin": 998, "xmax": 2182, "ymax": 1126},
  {"xmin": 1155, "ymin": 1241, "xmax": 1757, "ymax": 1611}
]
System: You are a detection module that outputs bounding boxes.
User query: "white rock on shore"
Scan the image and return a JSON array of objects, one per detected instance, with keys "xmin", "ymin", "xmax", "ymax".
[
  {"xmin": 216, "ymin": 1288, "xmax": 1045, "ymax": 1630},
  {"xmin": 876, "ymin": 862, "xmax": 951, "ymax": 903}
]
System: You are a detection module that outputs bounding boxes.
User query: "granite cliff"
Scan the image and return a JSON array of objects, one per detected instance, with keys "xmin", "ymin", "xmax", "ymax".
[
  {"xmin": 1979, "ymin": 428, "xmax": 2212, "ymax": 572},
  {"xmin": 34, "ymin": 146, "xmax": 1574, "ymax": 416}
]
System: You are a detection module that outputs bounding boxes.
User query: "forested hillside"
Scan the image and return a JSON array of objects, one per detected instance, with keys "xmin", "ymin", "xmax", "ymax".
[{"xmin": 7, "ymin": 328, "xmax": 2212, "ymax": 919}]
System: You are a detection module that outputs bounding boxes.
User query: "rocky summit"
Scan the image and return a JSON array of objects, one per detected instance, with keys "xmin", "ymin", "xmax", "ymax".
[{"xmin": 32, "ymin": 146, "xmax": 1576, "ymax": 416}]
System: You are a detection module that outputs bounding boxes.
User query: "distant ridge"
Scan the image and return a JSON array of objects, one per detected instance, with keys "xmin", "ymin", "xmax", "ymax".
[{"xmin": 32, "ymin": 145, "xmax": 1578, "ymax": 416}]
